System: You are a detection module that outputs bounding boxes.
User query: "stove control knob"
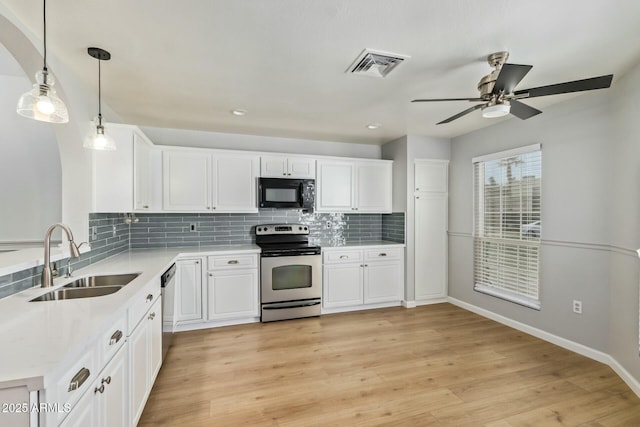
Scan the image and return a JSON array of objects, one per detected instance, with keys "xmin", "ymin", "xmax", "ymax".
[
  {"xmin": 304, "ymin": 226, "xmax": 308, "ymax": 231},
  {"xmin": 263, "ymin": 227, "xmax": 268, "ymax": 231},
  {"xmin": 298, "ymin": 226, "xmax": 302, "ymax": 230},
  {"xmin": 257, "ymin": 227, "xmax": 262, "ymax": 232}
]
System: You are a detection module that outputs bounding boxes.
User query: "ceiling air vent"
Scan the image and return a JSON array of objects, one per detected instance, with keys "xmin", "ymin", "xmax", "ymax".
[{"xmin": 347, "ymin": 49, "xmax": 409, "ymax": 78}]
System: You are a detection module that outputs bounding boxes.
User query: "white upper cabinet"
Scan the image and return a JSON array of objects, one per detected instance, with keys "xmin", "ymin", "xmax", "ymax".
[
  {"xmin": 356, "ymin": 162, "xmax": 392, "ymax": 213},
  {"xmin": 316, "ymin": 161, "xmax": 355, "ymax": 212},
  {"xmin": 92, "ymin": 125, "xmax": 157, "ymax": 213},
  {"xmin": 317, "ymin": 160, "xmax": 392, "ymax": 213},
  {"xmin": 260, "ymin": 155, "xmax": 315, "ymax": 179},
  {"xmin": 163, "ymin": 151, "xmax": 210, "ymax": 211},
  {"xmin": 415, "ymin": 159, "xmax": 448, "ymax": 193},
  {"xmin": 163, "ymin": 150, "xmax": 258, "ymax": 212}
]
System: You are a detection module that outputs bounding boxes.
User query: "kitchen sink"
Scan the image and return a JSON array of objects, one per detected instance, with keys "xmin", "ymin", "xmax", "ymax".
[
  {"xmin": 29, "ymin": 273, "xmax": 140, "ymax": 302},
  {"xmin": 30, "ymin": 286, "xmax": 123, "ymax": 302},
  {"xmin": 62, "ymin": 273, "xmax": 140, "ymax": 289}
]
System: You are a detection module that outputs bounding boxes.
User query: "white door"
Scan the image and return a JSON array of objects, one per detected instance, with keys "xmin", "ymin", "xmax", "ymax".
[
  {"xmin": 322, "ymin": 264, "xmax": 363, "ymax": 308},
  {"xmin": 207, "ymin": 269, "xmax": 259, "ymax": 320},
  {"xmin": 260, "ymin": 155, "xmax": 288, "ymax": 177},
  {"xmin": 100, "ymin": 345, "xmax": 128, "ymax": 427},
  {"xmin": 212, "ymin": 155, "xmax": 258, "ymax": 212},
  {"xmin": 59, "ymin": 385, "xmax": 95, "ymax": 427},
  {"xmin": 287, "ymin": 157, "xmax": 316, "ymax": 179},
  {"xmin": 316, "ymin": 161, "xmax": 354, "ymax": 212},
  {"xmin": 414, "ymin": 193, "xmax": 448, "ymax": 300},
  {"xmin": 356, "ymin": 162, "xmax": 392, "ymax": 213},
  {"xmin": 364, "ymin": 261, "xmax": 402, "ymax": 304},
  {"xmin": 415, "ymin": 160, "xmax": 448, "ymax": 193},
  {"xmin": 134, "ymin": 133, "xmax": 152, "ymax": 211},
  {"xmin": 176, "ymin": 259, "xmax": 203, "ymax": 322},
  {"xmin": 162, "ymin": 151, "xmax": 210, "ymax": 211}
]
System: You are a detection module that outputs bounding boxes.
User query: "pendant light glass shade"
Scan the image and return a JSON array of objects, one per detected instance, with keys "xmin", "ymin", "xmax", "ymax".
[
  {"xmin": 16, "ymin": 0, "xmax": 69, "ymax": 124},
  {"xmin": 85, "ymin": 47, "xmax": 115, "ymax": 150},
  {"xmin": 84, "ymin": 116, "xmax": 115, "ymax": 150}
]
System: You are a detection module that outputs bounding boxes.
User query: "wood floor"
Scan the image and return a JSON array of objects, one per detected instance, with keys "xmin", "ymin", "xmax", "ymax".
[{"xmin": 139, "ymin": 304, "xmax": 640, "ymax": 426}]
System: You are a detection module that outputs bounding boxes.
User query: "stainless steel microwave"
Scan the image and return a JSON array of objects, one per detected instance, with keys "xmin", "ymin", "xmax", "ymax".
[{"xmin": 258, "ymin": 178, "xmax": 315, "ymax": 212}]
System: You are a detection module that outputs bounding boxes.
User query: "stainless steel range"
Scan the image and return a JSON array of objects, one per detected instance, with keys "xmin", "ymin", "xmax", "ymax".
[{"xmin": 256, "ymin": 224, "xmax": 322, "ymax": 322}]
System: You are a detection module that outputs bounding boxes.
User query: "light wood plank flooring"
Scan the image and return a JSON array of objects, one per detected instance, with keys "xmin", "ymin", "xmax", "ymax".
[{"xmin": 139, "ymin": 304, "xmax": 640, "ymax": 426}]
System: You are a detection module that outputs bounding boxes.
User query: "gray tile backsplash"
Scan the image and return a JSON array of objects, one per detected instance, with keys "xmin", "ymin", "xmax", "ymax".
[
  {"xmin": 0, "ymin": 210, "xmax": 404, "ymax": 299},
  {"xmin": 0, "ymin": 214, "xmax": 129, "ymax": 299}
]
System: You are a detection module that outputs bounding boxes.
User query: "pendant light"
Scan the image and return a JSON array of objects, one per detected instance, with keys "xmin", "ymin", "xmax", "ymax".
[
  {"xmin": 84, "ymin": 47, "xmax": 116, "ymax": 150},
  {"xmin": 16, "ymin": 0, "xmax": 69, "ymax": 123}
]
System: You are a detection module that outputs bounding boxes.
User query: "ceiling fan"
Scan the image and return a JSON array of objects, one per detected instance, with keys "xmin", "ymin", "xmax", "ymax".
[{"xmin": 412, "ymin": 51, "xmax": 613, "ymax": 124}]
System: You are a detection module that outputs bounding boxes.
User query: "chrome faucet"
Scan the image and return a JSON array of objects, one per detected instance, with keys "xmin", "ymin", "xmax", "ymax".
[{"xmin": 41, "ymin": 224, "xmax": 82, "ymax": 288}]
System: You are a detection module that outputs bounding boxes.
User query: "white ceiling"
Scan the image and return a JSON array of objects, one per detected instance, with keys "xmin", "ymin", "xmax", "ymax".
[{"xmin": 2, "ymin": 0, "xmax": 640, "ymax": 145}]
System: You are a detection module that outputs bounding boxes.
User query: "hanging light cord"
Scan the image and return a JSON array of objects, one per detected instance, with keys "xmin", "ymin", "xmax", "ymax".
[
  {"xmin": 97, "ymin": 57, "xmax": 102, "ymax": 124},
  {"xmin": 42, "ymin": 0, "xmax": 47, "ymax": 72}
]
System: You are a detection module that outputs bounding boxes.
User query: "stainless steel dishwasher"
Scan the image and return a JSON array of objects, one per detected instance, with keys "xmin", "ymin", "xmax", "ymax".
[{"xmin": 160, "ymin": 263, "xmax": 177, "ymax": 360}]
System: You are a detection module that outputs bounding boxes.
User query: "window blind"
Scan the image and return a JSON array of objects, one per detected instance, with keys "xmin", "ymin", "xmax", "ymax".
[{"xmin": 473, "ymin": 145, "xmax": 541, "ymax": 309}]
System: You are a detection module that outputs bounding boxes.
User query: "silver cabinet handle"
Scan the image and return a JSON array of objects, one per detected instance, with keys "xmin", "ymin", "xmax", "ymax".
[
  {"xmin": 339, "ymin": 255, "xmax": 349, "ymax": 259},
  {"xmin": 360, "ymin": 264, "xmax": 364, "ymax": 267},
  {"xmin": 143, "ymin": 205, "xmax": 149, "ymax": 208},
  {"xmin": 213, "ymin": 207, "xmax": 217, "ymax": 210},
  {"xmin": 94, "ymin": 384, "xmax": 105, "ymax": 394},
  {"xmin": 287, "ymin": 173, "xmax": 291, "ymax": 176},
  {"xmin": 148, "ymin": 312, "xmax": 156, "ymax": 320},
  {"xmin": 146, "ymin": 294, "xmax": 153, "ymax": 302},
  {"xmin": 378, "ymin": 253, "xmax": 387, "ymax": 257},
  {"xmin": 68, "ymin": 367, "xmax": 90, "ymax": 392},
  {"xmin": 209, "ymin": 273, "xmax": 213, "ymax": 277},
  {"xmin": 416, "ymin": 187, "xmax": 419, "ymax": 191},
  {"xmin": 195, "ymin": 261, "xmax": 199, "ymax": 264},
  {"xmin": 101, "ymin": 376, "xmax": 111, "ymax": 385},
  {"xmin": 282, "ymin": 172, "xmax": 286, "ymax": 176},
  {"xmin": 416, "ymin": 196, "xmax": 420, "ymax": 199},
  {"xmin": 364, "ymin": 264, "xmax": 369, "ymax": 267},
  {"xmin": 227, "ymin": 260, "xmax": 239, "ymax": 265},
  {"xmin": 109, "ymin": 330, "xmax": 123, "ymax": 346}
]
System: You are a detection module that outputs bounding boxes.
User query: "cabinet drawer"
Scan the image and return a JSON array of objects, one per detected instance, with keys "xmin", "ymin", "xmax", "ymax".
[
  {"xmin": 99, "ymin": 315, "xmax": 127, "ymax": 367},
  {"xmin": 208, "ymin": 254, "xmax": 257, "ymax": 270},
  {"xmin": 364, "ymin": 247, "xmax": 403, "ymax": 262},
  {"xmin": 48, "ymin": 346, "xmax": 97, "ymax": 425},
  {"xmin": 323, "ymin": 250, "xmax": 363, "ymax": 264},
  {"xmin": 128, "ymin": 281, "xmax": 160, "ymax": 333}
]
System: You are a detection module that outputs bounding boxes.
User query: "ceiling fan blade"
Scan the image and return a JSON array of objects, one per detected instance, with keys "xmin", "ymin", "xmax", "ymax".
[
  {"xmin": 437, "ymin": 104, "xmax": 484, "ymax": 124},
  {"xmin": 412, "ymin": 97, "xmax": 483, "ymax": 102},
  {"xmin": 509, "ymin": 100, "xmax": 542, "ymax": 120},
  {"xmin": 493, "ymin": 63, "xmax": 533, "ymax": 94},
  {"xmin": 515, "ymin": 74, "xmax": 613, "ymax": 98}
]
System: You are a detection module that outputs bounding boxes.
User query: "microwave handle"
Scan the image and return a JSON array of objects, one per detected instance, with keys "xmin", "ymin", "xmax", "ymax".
[{"xmin": 298, "ymin": 181, "xmax": 304, "ymax": 206}]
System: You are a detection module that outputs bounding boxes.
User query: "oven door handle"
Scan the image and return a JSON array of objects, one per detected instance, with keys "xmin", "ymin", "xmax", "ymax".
[{"xmin": 263, "ymin": 301, "xmax": 321, "ymax": 310}]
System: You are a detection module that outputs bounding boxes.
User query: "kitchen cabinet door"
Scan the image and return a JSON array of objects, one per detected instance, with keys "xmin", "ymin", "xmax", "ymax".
[
  {"xmin": 322, "ymin": 263, "xmax": 363, "ymax": 308},
  {"xmin": 176, "ymin": 259, "xmax": 203, "ymax": 322},
  {"xmin": 59, "ymin": 385, "xmax": 94, "ymax": 427},
  {"xmin": 134, "ymin": 132, "xmax": 153, "ymax": 211},
  {"xmin": 162, "ymin": 151, "xmax": 210, "ymax": 211},
  {"xmin": 364, "ymin": 261, "xmax": 402, "ymax": 304},
  {"xmin": 92, "ymin": 125, "xmax": 134, "ymax": 213},
  {"xmin": 212, "ymin": 155, "xmax": 258, "ymax": 212},
  {"xmin": 414, "ymin": 193, "xmax": 448, "ymax": 300},
  {"xmin": 356, "ymin": 162, "xmax": 392, "ymax": 213},
  {"xmin": 207, "ymin": 269, "xmax": 259, "ymax": 320},
  {"xmin": 98, "ymin": 345, "xmax": 128, "ymax": 427},
  {"xmin": 260, "ymin": 155, "xmax": 288, "ymax": 177},
  {"xmin": 150, "ymin": 298, "xmax": 163, "ymax": 384},
  {"xmin": 287, "ymin": 157, "xmax": 316, "ymax": 179},
  {"xmin": 415, "ymin": 160, "xmax": 448, "ymax": 193},
  {"xmin": 316, "ymin": 161, "xmax": 354, "ymax": 212}
]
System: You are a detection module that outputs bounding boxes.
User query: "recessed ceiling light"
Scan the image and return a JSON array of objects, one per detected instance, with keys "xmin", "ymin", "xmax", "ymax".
[
  {"xmin": 231, "ymin": 109, "xmax": 247, "ymax": 116},
  {"xmin": 366, "ymin": 123, "xmax": 382, "ymax": 130}
]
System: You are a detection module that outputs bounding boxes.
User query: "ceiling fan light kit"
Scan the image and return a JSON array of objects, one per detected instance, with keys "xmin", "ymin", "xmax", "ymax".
[
  {"xmin": 84, "ymin": 47, "xmax": 116, "ymax": 151},
  {"xmin": 16, "ymin": 0, "xmax": 69, "ymax": 124},
  {"xmin": 412, "ymin": 51, "xmax": 613, "ymax": 124}
]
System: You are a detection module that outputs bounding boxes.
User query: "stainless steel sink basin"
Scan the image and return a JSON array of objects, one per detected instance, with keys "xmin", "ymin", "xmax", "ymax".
[
  {"xmin": 29, "ymin": 273, "xmax": 140, "ymax": 302},
  {"xmin": 63, "ymin": 273, "xmax": 140, "ymax": 289},
  {"xmin": 30, "ymin": 286, "xmax": 123, "ymax": 302}
]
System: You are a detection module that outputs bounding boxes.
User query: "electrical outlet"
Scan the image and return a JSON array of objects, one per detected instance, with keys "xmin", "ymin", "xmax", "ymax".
[
  {"xmin": 112, "ymin": 225, "xmax": 117, "ymax": 237},
  {"xmin": 326, "ymin": 221, "xmax": 332, "ymax": 229},
  {"xmin": 91, "ymin": 226, "xmax": 97, "ymax": 241},
  {"xmin": 573, "ymin": 300, "xmax": 583, "ymax": 314},
  {"xmin": 190, "ymin": 223, "xmax": 197, "ymax": 232}
]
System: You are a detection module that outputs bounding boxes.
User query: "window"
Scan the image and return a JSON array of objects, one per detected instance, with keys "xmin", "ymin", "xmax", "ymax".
[{"xmin": 473, "ymin": 144, "xmax": 541, "ymax": 310}]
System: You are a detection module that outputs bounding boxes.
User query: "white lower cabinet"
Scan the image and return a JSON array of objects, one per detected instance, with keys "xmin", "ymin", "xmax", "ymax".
[
  {"xmin": 207, "ymin": 254, "xmax": 259, "ymax": 321},
  {"xmin": 129, "ymin": 297, "xmax": 162, "ymax": 426},
  {"xmin": 322, "ymin": 246, "xmax": 404, "ymax": 310},
  {"xmin": 176, "ymin": 258, "xmax": 204, "ymax": 323}
]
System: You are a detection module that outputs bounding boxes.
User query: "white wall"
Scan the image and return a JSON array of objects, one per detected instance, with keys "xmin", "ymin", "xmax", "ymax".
[
  {"xmin": 0, "ymin": 73, "xmax": 61, "ymax": 244},
  {"xmin": 140, "ymin": 126, "xmax": 381, "ymax": 159},
  {"xmin": 381, "ymin": 136, "xmax": 408, "ymax": 212},
  {"xmin": 608, "ymin": 60, "xmax": 640, "ymax": 381}
]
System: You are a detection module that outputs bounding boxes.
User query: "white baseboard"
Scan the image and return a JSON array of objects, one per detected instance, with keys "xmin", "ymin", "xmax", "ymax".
[
  {"xmin": 174, "ymin": 317, "xmax": 259, "ymax": 332},
  {"xmin": 447, "ymin": 297, "xmax": 640, "ymax": 398},
  {"xmin": 321, "ymin": 301, "xmax": 401, "ymax": 315},
  {"xmin": 415, "ymin": 298, "xmax": 448, "ymax": 307},
  {"xmin": 402, "ymin": 300, "xmax": 416, "ymax": 308}
]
